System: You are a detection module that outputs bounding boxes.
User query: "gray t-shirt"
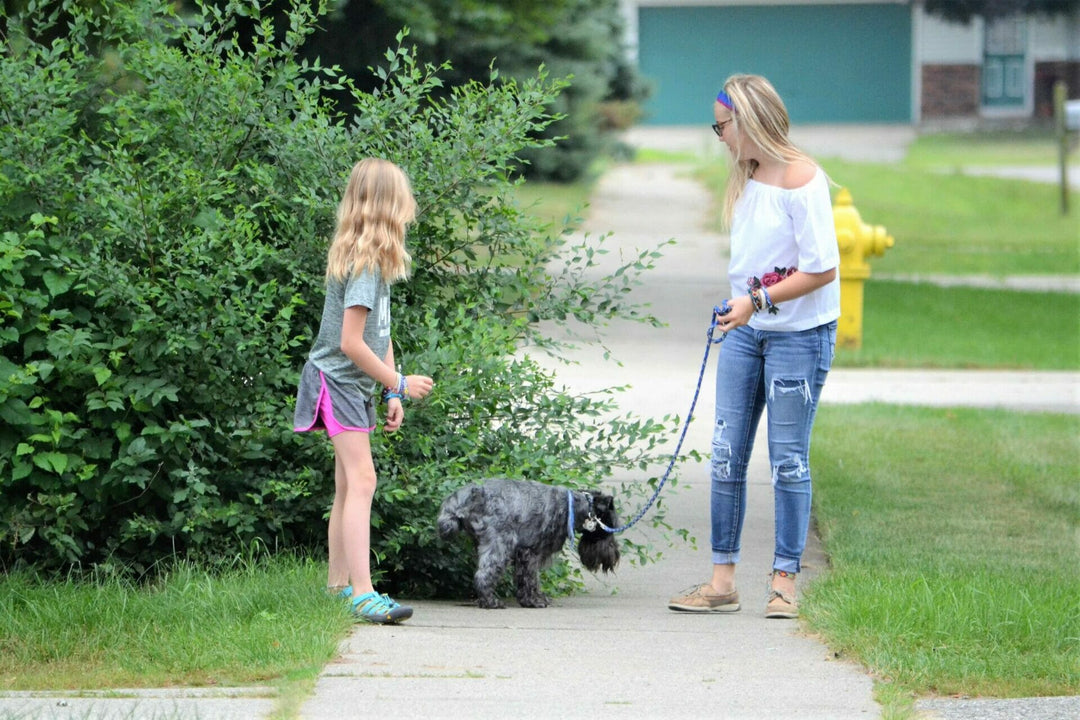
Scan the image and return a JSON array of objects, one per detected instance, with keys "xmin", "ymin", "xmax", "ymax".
[{"xmin": 308, "ymin": 267, "xmax": 391, "ymax": 399}]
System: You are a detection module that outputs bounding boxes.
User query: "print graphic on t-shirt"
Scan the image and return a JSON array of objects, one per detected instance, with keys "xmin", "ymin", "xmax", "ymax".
[{"xmin": 378, "ymin": 294, "xmax": 391, "ymax": 337}]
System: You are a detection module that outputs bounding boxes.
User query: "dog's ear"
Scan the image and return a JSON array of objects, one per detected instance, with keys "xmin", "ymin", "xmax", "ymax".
[{"xmin": 578, "ymin": 529, "xmax": 620, "ymax": 573}]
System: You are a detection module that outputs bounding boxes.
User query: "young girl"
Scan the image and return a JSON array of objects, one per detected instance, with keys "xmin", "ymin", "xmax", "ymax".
[
  {"xmin": 668, "ymin": 75, "xmax": 839, "ymax": 619},
  {"xmin": 294, "ymin": 158, "xmax": 434, "ymax": 624}
]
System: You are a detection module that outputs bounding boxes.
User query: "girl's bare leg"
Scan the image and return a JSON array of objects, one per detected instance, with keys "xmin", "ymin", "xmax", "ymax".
[
  {"xmin": 330, "ymin": 430, "xmax": 377, "ymax": 597},
  {"xmin": 326, "ymin": 452, "xmax": 350, "ymax": 590}
]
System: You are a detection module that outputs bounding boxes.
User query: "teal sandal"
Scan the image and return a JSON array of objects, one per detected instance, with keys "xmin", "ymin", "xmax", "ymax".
[
  {"xmin": 351, "ymin": 592, "xmax": 413, "ymax": 624},
  {"xmin": 327, "ymin": 585, "xmax": 353, "ymax": 600}
]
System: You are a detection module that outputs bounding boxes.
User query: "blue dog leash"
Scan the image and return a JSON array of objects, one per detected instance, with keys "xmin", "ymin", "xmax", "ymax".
[{"xmin": 570, "ymin": 303, "xmax": 731, "ymax": 536}]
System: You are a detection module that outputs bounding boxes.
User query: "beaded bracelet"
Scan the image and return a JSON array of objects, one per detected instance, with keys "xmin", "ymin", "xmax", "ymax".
[
  {"xmin": 761, "ymin": 287, "xmax": 774, "ymax": 311},
  {"xmin": 749, "ymin": 287, "xmax": 764, "ymax": 312},
  {"xmin": 382, "ymin": 373, "xmax": 408, "ymax": 403}
]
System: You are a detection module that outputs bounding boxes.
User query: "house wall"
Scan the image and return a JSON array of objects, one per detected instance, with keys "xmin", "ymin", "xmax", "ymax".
[
  {"xmin": 1030, "ymin": 12, "xmax": 1080, "ymax": 60},
  {"xmin": 921, "ymin": 65, "xmax": 981, "ymax": 117},
  {"xmin": 917, "ymin": 10, "xmax": 982, "ymax": 118},
  {"xmin": 622, "ymin": 1, "xmax": 1079, "ymax": 124},
  {"xmin": 918, "ymin": 9, "xmax": 982, "ymax": 63},
  {"xmin": 1031, "ymin": 12, "xmax": 1080, "ymax": 117},
  {"xmin": 914, "ymin": 3, "xmax": 1078, "ymax": 121}
]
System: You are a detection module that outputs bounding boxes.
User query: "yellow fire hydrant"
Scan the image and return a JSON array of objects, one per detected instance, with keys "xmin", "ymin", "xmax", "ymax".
[{"xmin": 833, "ymin": 188, "xmax": 894, "ymax": 349}]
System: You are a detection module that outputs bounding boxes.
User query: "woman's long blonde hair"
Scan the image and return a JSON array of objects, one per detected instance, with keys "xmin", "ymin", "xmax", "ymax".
[
  {"xmin": 720, "ymin": 74, "xmax": 817, "ymax": 229},
  {"xmin": 325, "ymin": 158, "xmax": 416, "ymax": 283}
]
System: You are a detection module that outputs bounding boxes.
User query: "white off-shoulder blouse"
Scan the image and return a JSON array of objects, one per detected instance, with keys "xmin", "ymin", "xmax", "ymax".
[{"xmin": 728, "ymin": 168, "xmax": 841, "ymax": 332}]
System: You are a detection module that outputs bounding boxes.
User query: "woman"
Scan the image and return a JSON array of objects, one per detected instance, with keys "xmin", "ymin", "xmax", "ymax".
[{"xmin": 668, "ymin": 75, "xmax": 840, "ymax": 619}]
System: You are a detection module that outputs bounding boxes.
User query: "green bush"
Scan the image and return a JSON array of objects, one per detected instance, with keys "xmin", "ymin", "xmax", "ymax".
[{"xmin": 0, "ymin": 0, "xmax": 675, "ymax": 595}]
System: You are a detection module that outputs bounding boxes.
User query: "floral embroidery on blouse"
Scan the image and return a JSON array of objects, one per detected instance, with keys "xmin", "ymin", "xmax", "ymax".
[{"xmin": 746, "ymin": 267, "xmax": 797, "ymax": 314}]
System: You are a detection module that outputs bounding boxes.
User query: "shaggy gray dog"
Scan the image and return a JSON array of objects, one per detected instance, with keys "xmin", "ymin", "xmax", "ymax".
[{"xmin": 437, "ymin": 478, "xmax": 620, "ymax": 608}]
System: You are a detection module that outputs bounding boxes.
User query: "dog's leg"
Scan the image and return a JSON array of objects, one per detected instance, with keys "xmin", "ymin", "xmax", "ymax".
[
  {"xmin": 512, "ymin": 550, "xmax": 549, "ymax": 608},
  {"xmin": 473, "ymin": 539, "xmax": 511, "ymax": 609}
]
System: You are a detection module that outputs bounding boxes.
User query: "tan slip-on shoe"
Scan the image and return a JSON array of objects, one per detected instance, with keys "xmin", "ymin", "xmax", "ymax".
[
  {"xmin": 668, "ymin": 583, "xmax": 741, "ymax": 612},
  {"xmin": 765, "ymin": 588, "xmax": 799, "ymax": 619}
]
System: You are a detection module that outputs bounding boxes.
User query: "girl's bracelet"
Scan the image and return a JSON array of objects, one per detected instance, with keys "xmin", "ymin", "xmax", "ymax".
[{"xmin": 382, "ymin": 373, "xmax": 408, "ymax": 403}]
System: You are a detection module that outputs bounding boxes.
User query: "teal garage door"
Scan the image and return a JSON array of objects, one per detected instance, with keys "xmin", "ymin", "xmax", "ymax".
[{"xmin": 638, "ymin": 3, "xmax": 912, "ymax": 124}]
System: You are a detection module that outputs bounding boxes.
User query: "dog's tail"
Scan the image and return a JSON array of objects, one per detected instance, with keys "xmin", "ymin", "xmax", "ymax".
[{"xmin": 436, "ymin": 484, "xmax": 476, "ymax": 539}]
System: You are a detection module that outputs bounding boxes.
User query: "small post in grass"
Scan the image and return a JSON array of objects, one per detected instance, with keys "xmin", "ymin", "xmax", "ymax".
[{"xmin": 1053, "ymin": 80, "xmax": 1069, "ymax": 216}]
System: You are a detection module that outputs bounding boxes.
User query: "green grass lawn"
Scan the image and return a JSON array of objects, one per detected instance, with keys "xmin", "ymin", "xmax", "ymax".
[
  {"xmin": 0, "ymin": 554, "xmax": 350, "ymax": 705},
  {"xmin": 808, "ymin": 405, "xmax": 1080, "ymax": 702},
  {"xmin": 513, "ymin": 176, "xmax": 595, "ymax": 231},
  {"xmin": 818, "ymin": 159, "xmax": 1079, "ymax": 276},
  {"xmin": 839, "ymin": 280, "xmax": 1079, "ymax": 369},
  {"xmin": 904, "ymin": 129, "xmax": 1078, "ymax": 169}
]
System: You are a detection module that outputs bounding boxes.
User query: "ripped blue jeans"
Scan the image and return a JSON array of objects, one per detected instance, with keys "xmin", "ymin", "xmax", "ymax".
[{"xmin": 709, "ymin": 321, "xmax": 836, "ymax": 574}]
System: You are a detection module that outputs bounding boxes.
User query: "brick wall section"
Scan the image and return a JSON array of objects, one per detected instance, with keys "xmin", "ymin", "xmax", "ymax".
[
  {"xmin": 1034, "ymin": 61, "xmax": 1080, "ymax": 117},
  {"xmin": 922, "ymin": 64, "xmax": 980, "ymax": 117}
]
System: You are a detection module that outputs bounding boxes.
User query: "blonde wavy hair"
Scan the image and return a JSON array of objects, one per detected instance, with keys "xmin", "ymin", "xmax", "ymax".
[
  {"xmin": 719, "ymin": 74, "xmax": 818, "ymax": 229},
  {"xmin": 325, "ymin": 158, "xmax": 416, "ymax": 283}
]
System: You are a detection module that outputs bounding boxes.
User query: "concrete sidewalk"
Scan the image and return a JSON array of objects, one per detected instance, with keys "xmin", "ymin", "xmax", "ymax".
[{"xmin": 3, "ymin": 138, "xmax": 1076, "ymax": 720}]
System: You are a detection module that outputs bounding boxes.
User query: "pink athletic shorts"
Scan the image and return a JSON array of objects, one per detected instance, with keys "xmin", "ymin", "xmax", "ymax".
[{"xmin": 293, "ymin": 362, "xmax": 375, "ymax": 437}]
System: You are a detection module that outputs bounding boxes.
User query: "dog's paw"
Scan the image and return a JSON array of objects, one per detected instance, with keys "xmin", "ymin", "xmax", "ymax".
[
  {"xmin": 517, "ymin": 595, "xmax": 550, "ymax": 608},
  {"xmin": 476, "ymin": 596, "xmax": 506, "ymax": 609}
]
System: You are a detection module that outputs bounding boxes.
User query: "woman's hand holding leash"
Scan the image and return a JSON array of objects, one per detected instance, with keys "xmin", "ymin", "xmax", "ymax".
[{"xmin": 714, "ymin": 295, "xmax": 754, "ymax": 332}]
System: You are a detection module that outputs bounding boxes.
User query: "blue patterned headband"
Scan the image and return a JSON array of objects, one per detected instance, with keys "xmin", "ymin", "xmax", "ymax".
[{"xmin": 716, "ymin": 90, "xmax": 734, "ymax": 111}]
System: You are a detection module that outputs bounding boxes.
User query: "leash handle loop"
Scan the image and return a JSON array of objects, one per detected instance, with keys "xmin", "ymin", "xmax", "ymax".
[{"xmin": 707, "ymin": 300, "xmax": 731, "ymax": 344}]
